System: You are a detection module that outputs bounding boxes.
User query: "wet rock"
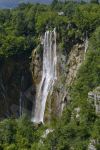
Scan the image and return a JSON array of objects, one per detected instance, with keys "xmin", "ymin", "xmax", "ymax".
[{"xmin": 0, "ymin": 57, "xmax": 34, "ymax": 119}]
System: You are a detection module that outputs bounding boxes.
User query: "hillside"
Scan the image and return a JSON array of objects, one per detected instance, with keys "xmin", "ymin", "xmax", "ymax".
[{"xmin": 0, "ymin": 1, "xmax": 100, "ymax": 150}]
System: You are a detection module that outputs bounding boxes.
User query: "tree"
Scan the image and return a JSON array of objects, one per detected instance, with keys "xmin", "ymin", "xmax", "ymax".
[
  {"xmin": 13, "ymin": 11, "xmax": 27, "ymax": 36},
  {"xmin": 90, "ymin": 0, "xmax": 99, "ymax": 3},
  {"xmin": 51, "ymin": 0, "xmax": 58, "ymax": 8}
]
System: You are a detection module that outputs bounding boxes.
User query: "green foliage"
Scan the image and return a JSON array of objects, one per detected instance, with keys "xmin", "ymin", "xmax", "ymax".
[
  {"xmin": 90, "ymin": 0, "xmax": 99, "ymax": 3},
  {"xmin": 0, "ymin": 119, "xmax": 16, "ymax": 145},
  {"xmin": 0, "ymin": 2, "xmax": 100, "ymax": 57},
  {"xmin": 4, "ymin": 144, "xmax": 17, "ymax": 150},
  {"xmin": 72, "ymin": 26, "xmax": 100, "ymax": 105},
  {"xmin": 0, "ymin": 116, "xmax": 46, "ymax": 149},
  {"xmin": 0, "ymin": 2, "xmax": 100, "ymax": 150}
]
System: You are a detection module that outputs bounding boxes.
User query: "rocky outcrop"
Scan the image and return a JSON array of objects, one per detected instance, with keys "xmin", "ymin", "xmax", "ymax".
[
  {"xmin": 88, "ymin": 87, "xmax": 100, "ymax": 115},
  {"xmin": 66, "ymin": 43, "xmax": 85, "ymax": 87},
  {"xmin": 44, "ymin": 43, "xmax": 85, "ymax": 123},
  {"xmin": 30, "ymin": 45, "xmax": 43, "ymax": 85},
  {"xmin": 88, "ymin": 139, "xmax": 97, "ymax": 150}
]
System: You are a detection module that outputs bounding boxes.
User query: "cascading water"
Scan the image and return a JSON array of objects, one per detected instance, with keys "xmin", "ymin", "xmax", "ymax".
[
  {"xmin": 32, "ymin": 28, "xmax": 57, "ymax": 123},
  {"xmin": 19, "ymin": 92, "xmax": 22, "ymax": 117},
  {"xmin": 19, "ymin": 75, "xmax": 24, "ymax": 117},
  {"xmin": 84, "ymin": 32, "xmax": 88, "ymax": 60},
  {"xmin": 84, "ymin": 34, "xmax": 88, "ymax": 53}
]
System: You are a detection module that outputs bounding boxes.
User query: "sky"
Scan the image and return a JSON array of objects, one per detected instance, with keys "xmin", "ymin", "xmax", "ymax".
[
  {"xmin": 0, "ymin": 0, "xmax": 99, "ymax": 8},
  {"xmin": 0, "ymin": 0, "xmax": 52, "ymax": 8}
]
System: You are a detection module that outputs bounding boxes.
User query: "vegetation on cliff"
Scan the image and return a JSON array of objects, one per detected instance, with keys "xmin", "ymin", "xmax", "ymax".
[
  {"xmin": 0, "ymin": 1, "xmax": 100, "ymax": 150},
  {"xmin": 0, "ymin": 1, "xmax": 100, "ymax": 57}
]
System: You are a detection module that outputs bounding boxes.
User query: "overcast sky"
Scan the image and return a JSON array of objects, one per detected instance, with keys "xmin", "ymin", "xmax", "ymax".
[
  {"xmin": 0, "ymin": 0, "xmax": 99, "ymax": 8},
  {"xmin": 0, "ymin": 0, "xmax": 52, "ymax": 8}
]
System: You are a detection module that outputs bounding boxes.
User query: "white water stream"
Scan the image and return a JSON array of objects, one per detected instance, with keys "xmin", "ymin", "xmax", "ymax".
[{"xmin": 32, "ymin": 28, "xmax": 57, "ymax": 123}]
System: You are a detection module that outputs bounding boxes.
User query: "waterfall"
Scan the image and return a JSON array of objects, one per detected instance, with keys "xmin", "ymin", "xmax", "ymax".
[
  {"xmin": 32, "ymin": 28, "xmax": 57, "ymax": 123},
  {"xmin": 84, "ymin": 32, "xmax": 88, "ymax": 53},
  {"xmin": 19, "ymin": 75, "xmax": 24, "ymax": 117},
  {"xmin": 84, "ymin": 37, "xmax": 88, "ymax": 53},
  {"xmin": 19, "ymin": 92, "xmax": 22, "ymax": 117},
  {"xmin": 84, "ymin": 32, "xmax": 88, "ymax": 60}
]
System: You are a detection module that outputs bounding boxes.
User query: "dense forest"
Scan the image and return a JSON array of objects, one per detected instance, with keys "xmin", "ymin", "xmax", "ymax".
[
  {"xmin": 0, "ymin": 0, "xmax": 100, "ymax": 57},
  {"xmin": 0, "ymin": 0, "xmax": 100, "ymax": 150}
]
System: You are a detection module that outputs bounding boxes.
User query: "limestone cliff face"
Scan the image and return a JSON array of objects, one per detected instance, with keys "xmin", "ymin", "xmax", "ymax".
[
  {"xmin": 66, "ymin": 43, "xmax": 85, "ymax": 87},
  {"xmin": 45, "ymin": 43, "xmax": 85, "ymax": 123},
  {"xmin": 30, "ymin": 45, "xmax": 43, "ymax": 117},
  {"xmin": 0, "ymin": 40, "xmax": 86, "ymax": 122},
  {"xmin": 31, "ymin": 41, "xmax": 86, "ymax": 123},
  {"xmin": 30, "ymin": 45, "xmax": 43, "ymax": 85}
]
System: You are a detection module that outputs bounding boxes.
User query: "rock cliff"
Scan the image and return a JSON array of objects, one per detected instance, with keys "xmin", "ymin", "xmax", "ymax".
[{"xmin": 0, "ymin": 37, "xmax": 86, "ymax": 123}]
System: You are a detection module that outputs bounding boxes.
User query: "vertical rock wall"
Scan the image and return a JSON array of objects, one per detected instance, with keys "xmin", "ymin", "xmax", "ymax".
[
  {"xmin": 31, "ymin": 42, "xmax": 86, "ymax": 123},
  {"xmin": 0, "ymin": 57, "xmax": 34, "ymax": 119}
]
